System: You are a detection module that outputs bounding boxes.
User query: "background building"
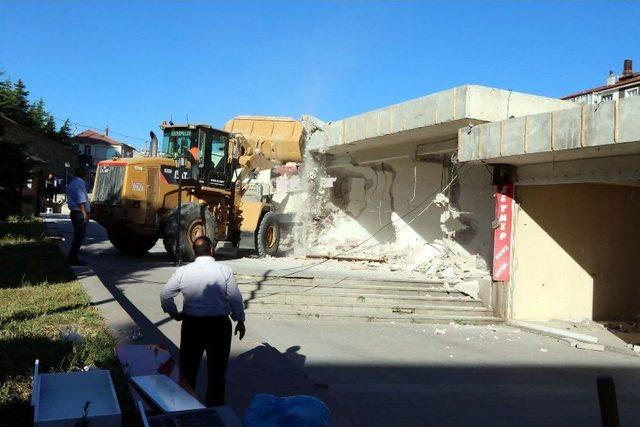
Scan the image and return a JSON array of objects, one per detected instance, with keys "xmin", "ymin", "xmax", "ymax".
[
  {"xmin": 71, "ymin": 129, "xmax": 136, "ymax": 169},
  {"xmin": 70, "ymin": 129, "xmax": 136, "ymax": 187},
  {"xmin": 0, "ymin": 114, "xmax": 79, "ymax": 216},
  {"xmin": 1, "ymin": 114, "xmax": 78, "ymax": 177},
  {"xmin": 564, "ymin": 59, "xmax": 640, "ymax": 104}
]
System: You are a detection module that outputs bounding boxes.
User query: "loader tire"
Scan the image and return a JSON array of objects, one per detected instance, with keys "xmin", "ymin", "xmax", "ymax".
[
  {"xmin": 163, "ymin": 203, "xmax": 216, "ymax": 262},
  {"xmin": 107, "ymin": 228, "xmax": 158, "ymax": 256},
  {"xmin": 256, "ymin": 211, "xmax": 280, "ymax": 257}
]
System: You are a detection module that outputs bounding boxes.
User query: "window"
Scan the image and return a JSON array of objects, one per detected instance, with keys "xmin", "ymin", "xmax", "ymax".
[
  {"xmin": 625, "ymin": 87, "xmax": 639, "ymax": 98},
  {"xmin": 600, "ymin": 93, "xmax": 613, "ymax": 102},
  {"xmin": 83, "ymin": 145, "xmax": 91, "ymax": 155},
  {"xmin": 162, "ymin": 130, "xmax": 193, "ymax": 158},
  {"xmin": 210, "ymin": 139, "xmax": 226, "ymax": 171}
]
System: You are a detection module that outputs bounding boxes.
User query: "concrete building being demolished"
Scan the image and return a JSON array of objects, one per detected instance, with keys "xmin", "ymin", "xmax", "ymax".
[
  {"xmin": 291, "ymin": 86, "xmax": 574, "ymax": 283},
  {"xmin": 250, "ymin": 83, "xmax": 640, "ymax": 324}
]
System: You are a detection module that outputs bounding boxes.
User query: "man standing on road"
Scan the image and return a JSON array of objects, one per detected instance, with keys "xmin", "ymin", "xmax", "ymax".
[
  {"xmin": 160, "ymin": 236, "xmax": 246, "ymax": 407},
  {"xmin": 66, "ymin": 167, "xmax": 90, "ymax": 266}
]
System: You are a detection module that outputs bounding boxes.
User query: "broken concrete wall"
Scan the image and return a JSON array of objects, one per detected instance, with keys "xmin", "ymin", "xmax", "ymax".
[{"xmin": 298, "ymin": 154, "xmax": 494, "ymax": 278}]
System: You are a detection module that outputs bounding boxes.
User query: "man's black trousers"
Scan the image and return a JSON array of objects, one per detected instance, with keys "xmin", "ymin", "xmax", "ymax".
[
  {"xmin": 68, "ymin": 210, "xmax": 86, "ymax": 262},
  {"xmin": 180, "ymin": 314, "xmax": 232, "ymax": 407}
]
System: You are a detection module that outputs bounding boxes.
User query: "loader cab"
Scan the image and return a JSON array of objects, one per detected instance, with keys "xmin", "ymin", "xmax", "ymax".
[{"xmin": 161, "ymin": 124, "xmax": 233, "ymax": 189}]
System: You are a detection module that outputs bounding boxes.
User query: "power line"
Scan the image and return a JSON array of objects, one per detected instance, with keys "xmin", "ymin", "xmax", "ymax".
[{"xmin": 52, "ymin": 116, "xmax": 151, "ymax": 147}]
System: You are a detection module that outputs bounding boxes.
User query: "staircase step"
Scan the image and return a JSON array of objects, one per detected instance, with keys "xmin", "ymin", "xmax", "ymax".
[
  {"xmin": 246, "ymin": 310, "xmax": 502, "ymax": 325},
  {"xmin": 242, "ymin": 292, "xmax": 481, "ymax": 307},
  {"xmin": 235, "ymin": 274, "xmax": 452, "ymax": 287},
  {"xmin": 236, "ymin": 274, "xmax": 495, "ymax": 324},
  {"xmin": 245, "ymin": 300, "xmax": 490, "ymax": 317},
  {"xmin": 239, "ymin": 285, "xmax": 455, "ymax": 298},
  {"xmin": 237, "ymin": 279, "xmax": 463, "ymax": 297}
]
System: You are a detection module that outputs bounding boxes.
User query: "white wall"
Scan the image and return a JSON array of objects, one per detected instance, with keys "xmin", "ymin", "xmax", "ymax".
[
  {"xmin": 93, "ymin": 145, "xmax": 118, "ymax": 162},
  {"xmin": 316, "ymin": 157, "xmax": 495, "ymax": 269}
]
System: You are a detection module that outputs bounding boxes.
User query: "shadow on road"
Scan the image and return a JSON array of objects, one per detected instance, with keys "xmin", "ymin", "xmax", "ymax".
[{"xmin": 43, "ymin": 218, "xmax": 640, "ymax": 427}]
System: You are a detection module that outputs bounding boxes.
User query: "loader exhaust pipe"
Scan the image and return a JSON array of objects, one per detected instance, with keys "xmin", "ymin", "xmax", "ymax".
[{"xmin": 149, "ymin": 131, "xmax": 158, "ymax": 157}]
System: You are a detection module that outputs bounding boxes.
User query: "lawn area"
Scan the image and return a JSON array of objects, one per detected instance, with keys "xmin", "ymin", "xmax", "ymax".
[{"xmin": 0, "ymin": 217, "xmax": 134, "ymax": 425}]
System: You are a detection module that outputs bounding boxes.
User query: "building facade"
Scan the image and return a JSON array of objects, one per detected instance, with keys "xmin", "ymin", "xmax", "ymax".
[
  {"xmin": 563, "ymin": 59, "xmax": 640, "ymax": 105},
  {"xmin": 71, "ymin": 129, "xmax": 136, "ymax": 169},
  {"xmin": 1, "ymin": 114, "xmax": 79, "ymax": 178},
  {"xmin": 0, "ymin": 114, "xmax": 79, "ymax": 217}
]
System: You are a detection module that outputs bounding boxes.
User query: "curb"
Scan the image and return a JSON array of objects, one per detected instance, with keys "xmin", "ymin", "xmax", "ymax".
[
  {"xmin": 508, "ymin": 320, "xmax": 640, "ymax": 358},
  {"xmin": 45, "ymin": 219, "xmax": 138, "ymax": 341},
  {"xmin": 70, "ymin": 264, "xmax": 138, "ymax": 341}
]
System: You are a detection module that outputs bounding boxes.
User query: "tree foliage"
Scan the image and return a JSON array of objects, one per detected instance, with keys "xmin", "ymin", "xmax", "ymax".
[
  {"xmin": 0, "ymin": 71, "xmax": 73, "ymax": 145},
  {"xmin": 58, "ymin": 119, "xmax": 72, "ymax": 145},
  {"xmin": 0, "ymin": 122, "xmax": 36, "ymax": 217}
]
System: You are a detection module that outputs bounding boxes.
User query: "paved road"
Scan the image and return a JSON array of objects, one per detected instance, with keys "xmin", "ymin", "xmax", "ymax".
[{"xmin": 46, "ymin": 217, "xmax": 640, "ymax": 427}]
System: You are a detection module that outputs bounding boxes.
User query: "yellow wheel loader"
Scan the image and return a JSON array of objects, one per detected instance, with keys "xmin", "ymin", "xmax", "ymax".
[{"xmin": 90, "ymin": 116, "xmax": 304, "ymax": 261}]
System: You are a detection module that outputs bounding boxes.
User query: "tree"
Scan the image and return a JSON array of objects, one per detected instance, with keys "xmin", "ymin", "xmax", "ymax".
[
  {"xmin": 0, "ymin": 135, "xmax": 36, "ymax": 218},
  {"xmin": 0, "ymin": 76, "xmax": 18, "ymax": 119},
  {"xmin": 57, "ymin": 118, "xmax": 72, "ymax": 145},
  {"xmin": 28, "ymin": 98, "xmax": 46, "ymax": 132},
  {"xmin": 43, "ymin": 113, "xmax": 57, "ymax": 140},
  {"xmin": 12, "ymin": 79, "xmax": 30, "ymax": 123},
  {"xmin": 0, "ymin": 72, "xmax": 73, "ymax": 147}
]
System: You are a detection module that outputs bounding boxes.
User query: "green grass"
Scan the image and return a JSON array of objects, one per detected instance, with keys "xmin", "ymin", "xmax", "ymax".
[{"xmin": 0, "ymin": 217, "xmax": 136, "ymax": 425}]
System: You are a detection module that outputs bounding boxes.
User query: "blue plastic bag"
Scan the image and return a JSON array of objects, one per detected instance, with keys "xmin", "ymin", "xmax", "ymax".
[{"xmin": 243, "ymin": 393, "xmax": 331, "ymax": 427}]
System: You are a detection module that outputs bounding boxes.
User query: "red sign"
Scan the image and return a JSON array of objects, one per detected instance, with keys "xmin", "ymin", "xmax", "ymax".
[{"xmin": 492, "ymin": 183, "xmax": 515, "ymax": 281}]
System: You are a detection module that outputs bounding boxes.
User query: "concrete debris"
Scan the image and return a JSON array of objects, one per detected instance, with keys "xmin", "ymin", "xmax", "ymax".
[
  {"xmin": 566, "ymin": 339, "xmax": 605, "ymax": 352},
  {"xmin": 306, "ymin": 253, "xmax": 386, "ymax": 263},
  {"xmin": 300, "ymin": 114, "xmax": 328, "ymax": 137},
  {"xmin": 540, "ymin": 348, "xmax": 548, "ymax": 352},
  {"xmin": 509, "ymin": 321, "xmax": 600, "ymax": 344},
  {"xmin": 453, "ymin": 280, "xmax": 480, "ymax": 299},
  {"xmin": 633, "ymin": 345, "xmax": 640, "ymax": 353},
  {"xmin": 433, "ymin": 193, "xmax": 449, "ymax": 207},
  {"xmin": 434, "ymin": 328, "xmax": 447, "ymax": 335},
  {"xmin": 440, "ymin": 206, "xmax": 467, "ymax": 238},
  {"xmin": 320, "ymin": 177, "xmax": 337, "ymax": 188}
]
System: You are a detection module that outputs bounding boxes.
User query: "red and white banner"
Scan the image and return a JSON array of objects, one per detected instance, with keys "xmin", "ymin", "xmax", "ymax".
[{"xmin": 492, "ymin": 183, "xmax": 515, "ymax": 282}]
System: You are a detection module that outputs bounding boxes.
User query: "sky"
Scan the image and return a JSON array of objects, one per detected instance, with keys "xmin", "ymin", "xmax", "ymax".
[{"xmin": 1, "ymin": 0, "xmax": 639, "ymax": 150}]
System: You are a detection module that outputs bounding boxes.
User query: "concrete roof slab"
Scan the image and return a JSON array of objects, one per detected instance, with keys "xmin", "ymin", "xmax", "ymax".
[
  {"xmin": 308, "ymin": 85, "xmax": 575, "ymax": 159},
  {"xmin": 459, "ymin": 96, "xmax": 640, "ymax": 165}
]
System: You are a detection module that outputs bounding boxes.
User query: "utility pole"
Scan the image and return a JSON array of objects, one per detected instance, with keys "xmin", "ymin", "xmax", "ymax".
[{"xmin": 175, "ymin": 139, "xmax": 186, "ymax": 266}]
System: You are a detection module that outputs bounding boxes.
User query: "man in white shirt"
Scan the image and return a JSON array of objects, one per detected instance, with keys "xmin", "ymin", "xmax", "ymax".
[
  {"xmin": 66, "ymin": 167, "xmax": 90, "ymax": 265},
  {"xmin": 160, "ymin": 236, "xmax": 246, "ymax": 407}
]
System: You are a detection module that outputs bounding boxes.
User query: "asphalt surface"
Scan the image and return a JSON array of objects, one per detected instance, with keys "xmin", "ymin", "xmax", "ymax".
[{"xmin": 45, "ymin": 216, "xmax": 640, "ymax": 427}]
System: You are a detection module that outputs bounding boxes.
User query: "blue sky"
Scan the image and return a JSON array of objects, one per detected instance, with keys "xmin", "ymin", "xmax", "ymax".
[{"xmin": 1, "ymin": 1, "xmax": 639, "ymax": 150}]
